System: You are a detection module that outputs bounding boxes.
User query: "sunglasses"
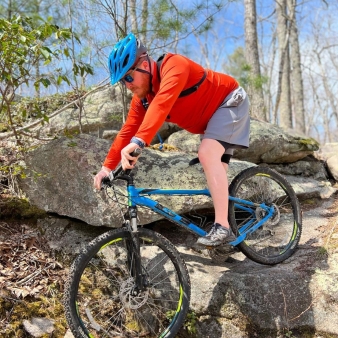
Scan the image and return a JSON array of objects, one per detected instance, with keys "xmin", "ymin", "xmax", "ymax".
[{"xmin": 119, "ymin": 63, "xmax": 150, "ymax": 85}]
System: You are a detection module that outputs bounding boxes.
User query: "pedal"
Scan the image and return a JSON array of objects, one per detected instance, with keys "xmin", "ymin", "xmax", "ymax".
[{"xmin": 207, "ymin": 245, "xmax": 239, "ymax": 263}]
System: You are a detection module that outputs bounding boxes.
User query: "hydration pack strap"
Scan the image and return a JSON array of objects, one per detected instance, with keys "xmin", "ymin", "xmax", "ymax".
[{"xmin": 156, "ymin": 54, "xmax": 207, "ymax": 98}]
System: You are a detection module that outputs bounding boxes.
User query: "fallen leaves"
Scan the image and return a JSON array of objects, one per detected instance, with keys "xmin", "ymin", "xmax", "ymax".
[{"xmin": 0, "ymin": 221, "xmax": 65, "ymax": 299}]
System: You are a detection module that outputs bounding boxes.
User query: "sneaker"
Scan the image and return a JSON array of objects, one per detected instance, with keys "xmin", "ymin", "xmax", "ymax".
[{"xmin": 197, "ymin": 223, "xmax": 236, "ymax": 246}]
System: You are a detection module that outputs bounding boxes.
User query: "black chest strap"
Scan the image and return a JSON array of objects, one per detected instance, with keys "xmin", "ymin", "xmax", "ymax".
[
  {"xmin": 156, "ymin": 54, "xmax": 207, "ymax": 98},
  {"xmin": 141, "ymin": 54, "xmax": 207, "ymax": 111}
]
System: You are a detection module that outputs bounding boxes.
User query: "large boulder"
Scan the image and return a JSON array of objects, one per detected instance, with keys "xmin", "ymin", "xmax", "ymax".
[
  {"xmin": 19, "ymin": 134, "xmax": 253, "ymax": 226},
  {"xmin": 168, "ymin": 119, "xmax": 320, "ymax": 164},
  {"xmin": 19, "ymin": 134, "xmax": 335, "ymax": 227}
]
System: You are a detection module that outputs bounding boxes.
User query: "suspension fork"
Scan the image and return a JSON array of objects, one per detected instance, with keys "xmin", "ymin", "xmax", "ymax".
[{"xmin": 126, "ymin": 206, "xmax": 145, "ymax": 292}]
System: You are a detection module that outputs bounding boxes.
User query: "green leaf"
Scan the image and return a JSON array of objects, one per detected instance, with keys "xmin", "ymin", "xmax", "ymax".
[
  {"xmin": 40, "ymin": 78, "xmax": 51, "ymax": 88},
  {"xmin": 40, "ymin": 47, "xmax": 50, "ymax": 60},
  {"xmin": 57, "ymin": 75, "xmax": 63, "ymax": 85}
]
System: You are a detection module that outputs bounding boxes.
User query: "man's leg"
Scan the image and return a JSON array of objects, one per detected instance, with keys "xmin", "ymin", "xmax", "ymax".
[
  {"xmin": 199, "ymin": 138, "xmax": 229, "ymax": 226},
  {"xmin": 197, "ymin": 138, "xmax": 235, "ymax": 246}
]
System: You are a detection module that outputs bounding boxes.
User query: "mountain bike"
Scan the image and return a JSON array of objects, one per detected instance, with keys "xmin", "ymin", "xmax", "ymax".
[{"xmin": 64, "ymin": 149, "xmax": 302, "ymax": 338}]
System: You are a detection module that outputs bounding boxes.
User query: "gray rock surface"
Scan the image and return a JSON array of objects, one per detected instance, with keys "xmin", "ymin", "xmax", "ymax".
[
  {"xmin": 19, "ymin": 134, "xmax": 254, "ymax": 226},
  {"xmin": 39, "ymin": 196, "xmax": 338, "ymax": 337},
  {"xmin": 19, "ymin": 134, "xmax": 335, "ymax": 227},
  {"xmin": 314, "ymin": 142, "xmax": 338, "ymax": 181},
  {"xmin": 168, "ymin": 119, "xmax": 320, "ymax": 164},
  {"xmin": 23, "ymin": 317, "xmax": 55, "ymax": 337}
]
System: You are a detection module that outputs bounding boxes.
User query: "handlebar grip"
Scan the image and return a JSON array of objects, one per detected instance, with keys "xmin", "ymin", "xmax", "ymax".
[
  {"xmin": 131, "ymin": 148, "xmax": 142, "ymax": 157},
  {"xmin": 100, "ymin": 176, "xmax": 111, "ymax": 190},
  {"xmin": 112, "ymin": 148, "xmax": 143, "ymax": 178}
]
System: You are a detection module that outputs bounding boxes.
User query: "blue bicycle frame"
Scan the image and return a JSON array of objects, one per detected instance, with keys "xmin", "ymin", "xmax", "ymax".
[{"xmin": 127, "ymin": 186, "xmax": 275, "ymax": 246}]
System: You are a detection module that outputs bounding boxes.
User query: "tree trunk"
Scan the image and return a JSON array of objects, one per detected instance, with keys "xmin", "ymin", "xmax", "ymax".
[
  {"xmin": 130, "ymin": 0, "xmax": 138, "ymax": 33},
  {"xmin": 276, "ymin": 0, "xmax": 292, "ymax": 129},
  {"xmin": 141, "ymin": 0, "xmax": 149, "ymax": 43},
  {"xmin": 244, "ymin": 0, "xmax": 266, "ymax": 121},
  {"xmin": 287, "ymin": 0, "xmax": 305, "ymax": 133}
]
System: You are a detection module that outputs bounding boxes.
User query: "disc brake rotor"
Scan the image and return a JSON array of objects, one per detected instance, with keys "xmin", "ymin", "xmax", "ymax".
[
  {"xmin": 255, "ymin": 203, "xmax": 280, "ymax": 227},
  {"xmin": 119, "ymin": 277, "xmax": 149, "ymax": 309}
]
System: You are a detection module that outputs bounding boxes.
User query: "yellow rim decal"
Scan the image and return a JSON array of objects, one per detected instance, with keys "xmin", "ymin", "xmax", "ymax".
[{"xmin": 100, "ymin": 237, "xmax": 123, "ymax": 250}]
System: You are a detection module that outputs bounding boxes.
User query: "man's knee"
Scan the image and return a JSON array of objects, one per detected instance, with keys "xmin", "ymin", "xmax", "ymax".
[{"xmin": 198, "ymin": 147, "xmax": 209, "ymax": 166}]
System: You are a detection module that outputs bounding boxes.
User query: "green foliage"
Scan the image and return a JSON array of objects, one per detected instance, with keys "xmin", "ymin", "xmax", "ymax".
[
  {"xmin": 150, "ymin": 0, "xmax": 185, "ymax": 39},
  {"xmin": 223, "ymin": 47, "xmax": 268, "ymax": 90},
  {"xmin": 5, "ymin": 90, "xmax": 87, "ymax": 131},
  {"xmin": 165, "ymin": 309, "xmax": 197, "ymax": 335},
  {"xmin": 184, "ymin": 310, "xmax": 197, "ymax": 335},
  {"xmin": 1, "ymin": 15, "xmax": 66, "ymax": 84},
  {"xmin": 0, "ymin": 14, "xmax": 93, "ymax": 137},
  {"xmin": 284, "ymin": 329, "xmax": 296, "ymax": 338},
  {"xmin": 147, "ymin": 0, "xmax": 226, "ymax": 50}
]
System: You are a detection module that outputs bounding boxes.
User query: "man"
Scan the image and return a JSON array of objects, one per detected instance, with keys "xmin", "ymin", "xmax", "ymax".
[{"xmin": 94, "ymin": 33, "xmax": 250, "ymax": 246}]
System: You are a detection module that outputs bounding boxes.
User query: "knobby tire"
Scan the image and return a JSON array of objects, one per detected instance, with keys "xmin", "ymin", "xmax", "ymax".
[
  {"xmin": 64, "ymin": 227, "xmax": 191, "ymax": 338},
  {"xmin": 228, "ymin": 166, "xmax": 302, "ymax": 265}
]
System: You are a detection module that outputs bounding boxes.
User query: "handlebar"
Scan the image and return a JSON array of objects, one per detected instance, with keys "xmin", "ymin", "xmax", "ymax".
[{"xmin": 101, "ymin": 148, "xmax": 142, "ymax": 189}]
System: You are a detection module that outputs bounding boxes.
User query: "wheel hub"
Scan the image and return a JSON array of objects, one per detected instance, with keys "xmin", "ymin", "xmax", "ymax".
[
  {"xmin": 255, "ymin": 203, "xmax": 280, "ymax": 227},
  {"xmin": 119, "ymin": 277, "xmax": 149, "ymax": 309}
]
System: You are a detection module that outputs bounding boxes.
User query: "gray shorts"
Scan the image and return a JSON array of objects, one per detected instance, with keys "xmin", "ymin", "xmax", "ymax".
[{"xmin": 202, "ymin": 87, "xmax": 250, "ymax": 155}]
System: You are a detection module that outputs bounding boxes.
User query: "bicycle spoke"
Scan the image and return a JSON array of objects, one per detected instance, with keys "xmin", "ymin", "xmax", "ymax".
[
  {"xmin": 65, "ymin": 228, "xmax": 190, "ymax": 338},
  {"xmin": 229, "ymin": 167, "xmax": 302, "ymax": 265}
]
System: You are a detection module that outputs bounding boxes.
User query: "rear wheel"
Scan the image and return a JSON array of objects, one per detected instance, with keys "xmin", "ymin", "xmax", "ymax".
[
  {"xmin": 64, "ymin": 227, "xmax": 191, "ymax": 338},
  {"xmin": 228, "ymin": 166, "xmax": 302, "ymax": 265}
]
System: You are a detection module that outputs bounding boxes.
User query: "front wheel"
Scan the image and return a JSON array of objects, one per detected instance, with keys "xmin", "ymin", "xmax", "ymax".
[
  {"xmin": 228, "ymin": 166, "xmax": 302, "ymax": 265},
  {"xmin": 64, "ymin": 227, "xmax": 191, "ymax": 338}
]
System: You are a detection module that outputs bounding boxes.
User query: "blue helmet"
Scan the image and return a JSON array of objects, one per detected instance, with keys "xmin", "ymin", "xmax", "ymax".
[{"xmin": 108, "ymin": 33, "xmax": 147, "ymax": 84}]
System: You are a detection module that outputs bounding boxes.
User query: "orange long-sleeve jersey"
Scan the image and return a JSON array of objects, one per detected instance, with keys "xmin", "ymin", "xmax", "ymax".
[{"xmin": 103, "ymin": 53, "xmax": 238, "ymax": 169}]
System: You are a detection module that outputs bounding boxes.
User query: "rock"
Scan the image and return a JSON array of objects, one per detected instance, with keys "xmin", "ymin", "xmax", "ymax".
[
  {"xmin": 19, "ymin": 134, "xmax": 254, "ymax": 226},
  {"xmin": 314, "ymin": 142, "xmax": 338, "ymax": 162},
  {"xmin": 167, "ymin": 130, "xmax": 200, "ymax": 152},
  {"xmin": 262, "ymin": 158, "xmax": 328, "ymax": 181},
  {"xmin": 235, "ymin": 119, "xmax": 319, "ymax": 163},
  {"xmin": 39, "ymin": 85, "xmax": 179, "ymax": 145},
  {"xmin": 41, "ymin": 86, "xmax": 126, "ymax": 137},
  {"xmin": 327, "ymin": 155, "xmax": 338, "ymax": 181},
  {"xmin": 314, "ymin": 143, "xmax": 338, "ymax": 182},
  {"xmin": 64, "ymin": 329, "xmax": 75, "ymax": 338},
  {"xmin": 166, "ymin": 119, "xmax": 320, "ymax": 165},
  {"xmin": 37, "ymin": 217, "xmax": 108, "ymax": 254},
  {"xmin": 23, "ymin": 317, "xmax": 55, "ymax": 337},
  {"xmin": 39, "ymin": 196, "xmax": 338, "ymax": 337},
  {"xmin": 19, "ymin": 133, "xmax": 336, "ymax": 227},
  {"xmin": 102, "ymin": 129, "xmax": 119, "ymax": 140}
]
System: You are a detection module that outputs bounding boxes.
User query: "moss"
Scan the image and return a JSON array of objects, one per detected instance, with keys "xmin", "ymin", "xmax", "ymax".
[
  {"xmin": 0, "ymin": 122, "xmax": 9, "ymax": 132},
  {"xmin": 0, "ymin": 196, "xmax": 47, "ymax": 220},
  {"xmin": 297, "ymin": 137, "xmax": 320, "ymax": 150},
  {"xmin": 302, "ymin": 198, "xmax": 318, "ymax": 205},
  {"xmin": 316, "ymin": 246, "xmax": 329, "ymax": 258},
  {"xmin": 0, "ymin": 294, "xmax": 66, "ymax": 336}
]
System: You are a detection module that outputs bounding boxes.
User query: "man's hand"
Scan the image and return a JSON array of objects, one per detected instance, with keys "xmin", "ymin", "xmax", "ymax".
[
  {"xmin": 121, "ymin": 143, "xmax": 141, "ymax": 170},
  {"xmin": 93, "ymin": 167, "xmax": 111, "ymax": 190}
]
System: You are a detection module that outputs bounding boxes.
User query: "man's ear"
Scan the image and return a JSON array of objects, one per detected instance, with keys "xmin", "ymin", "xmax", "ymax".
[{"xmin": 142, "ymin": 59, "xmax": 150, "ymax": 71}]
